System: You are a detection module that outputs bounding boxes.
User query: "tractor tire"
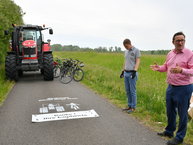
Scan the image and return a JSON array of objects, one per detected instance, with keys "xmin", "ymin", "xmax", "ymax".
[
  {"xmin": 41, "ymin": 69, "xmax": 44, "ymax": 75},
  {"xmin": 43, "ymin": 53, "xmax": 54, "ymax": 81},
  {"xmin": 18, "ymin": 70, "xmax": 23, "ymax": 77},
  {"xmin": 5, "ymin": 54, "xmax": 18, "ymax": 81}
]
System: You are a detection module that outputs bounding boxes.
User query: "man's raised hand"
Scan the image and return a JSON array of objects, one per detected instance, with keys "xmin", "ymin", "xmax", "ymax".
[{"xmin": 150, "ymin": 63, "xmax": 160, "ymax": 71}]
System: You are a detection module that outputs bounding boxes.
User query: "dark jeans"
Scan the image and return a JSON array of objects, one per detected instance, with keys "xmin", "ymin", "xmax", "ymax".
[{"xmin": 165, "ymin": 84, "xmax": 192, "ymax": 141}]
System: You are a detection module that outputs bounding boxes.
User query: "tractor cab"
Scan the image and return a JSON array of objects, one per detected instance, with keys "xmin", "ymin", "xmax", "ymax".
[{"xmin": 5, "ymin": 24, "xmax": 54, "ymax": 81}]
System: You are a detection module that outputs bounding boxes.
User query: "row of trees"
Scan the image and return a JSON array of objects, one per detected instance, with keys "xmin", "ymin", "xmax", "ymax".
[
  {"xmin": 51, "ymin": 44, "xmax": 170, "ymax": 54},
  {"xmin": 141, "ymin": 50, "xmax": 170, "ymax": 55},
  {"xmin": 0, "ymin": 0, "xmax": 24, "ymax": 64},
  {"xmin": 51, "ymin": 44, "xmax": 123, "ymax": 52}
]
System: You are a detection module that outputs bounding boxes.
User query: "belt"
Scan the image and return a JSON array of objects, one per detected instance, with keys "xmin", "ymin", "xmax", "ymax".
[
  {"xmin": 124, "ymin": 70, "xmax": 135, "ymax": 72},
  {"xmin": 170, "ymin": 84, "xmax": 191, "ymax": 87}
]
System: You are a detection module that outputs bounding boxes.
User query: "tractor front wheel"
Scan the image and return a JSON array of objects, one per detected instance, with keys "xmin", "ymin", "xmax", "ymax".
[
  {"xmin": 40, "ymin": 69, "xmax": 44, "ymax": 75},
  {"xmin": 18, "ymin": 70, "xmax": 23, "ymax": 77},
  {"xmin": 43, "ymin": 53, "xmax": 54, "ymax": 81},
  {"xmin": 5, "ymin": 54, "xmax": 18, "ymax": 81}
]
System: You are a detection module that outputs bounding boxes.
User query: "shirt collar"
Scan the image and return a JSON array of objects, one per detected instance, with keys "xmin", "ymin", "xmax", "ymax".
[
  {"xmin": 129, "ymin": 47, "xmax": 134, "ymax": 51},
  {"xmin": 173, "ymin": 48, "xmax": 185, "ymax": 54}
]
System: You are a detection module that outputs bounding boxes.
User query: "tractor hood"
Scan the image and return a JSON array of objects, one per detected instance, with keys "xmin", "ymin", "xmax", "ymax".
[
  {"xmin": 22, "ymin": 40, "xmax": 38, "ymax": 60},
  {"xmin": 22, "ymin": 40, "xmax": 36, "ymax": 48}
]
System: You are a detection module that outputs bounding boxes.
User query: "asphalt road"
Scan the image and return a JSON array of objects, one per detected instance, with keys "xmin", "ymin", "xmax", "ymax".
[{"xmin": 0, "ymin": 72, "xmax": 166, "ymax": 145}]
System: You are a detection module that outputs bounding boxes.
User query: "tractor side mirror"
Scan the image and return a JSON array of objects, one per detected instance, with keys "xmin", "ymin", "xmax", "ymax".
[
  {"xmin": 49, "ymin": 29, "xmax": 53, "ymax": 35},
  {"xmin": 4, "ymin": 30, "xmax": 9, "ymax": 35},
  {"xmin": 47, "ymin": 39, "xmax": 51, "ymax": 43}
]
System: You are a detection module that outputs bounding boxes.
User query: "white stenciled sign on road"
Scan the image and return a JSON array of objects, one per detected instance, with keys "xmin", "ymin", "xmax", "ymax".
[
  {"xmin": 32, "ymin": 109, "xmax": 99, "ymax": 122},
  {"xmin": 39, "ymin": 104, "xmax": 65, "ymax": 113},
  {"xmin": 66, "ymin": 103, "xmax": 80, "ymax": 110},
  {"xmin": 34, "ymin": 96, "xmax": 100, "ymax": 123},
  {"xmin": 38, "ymin": 97, "xmax": 78, "ymax": 102}
]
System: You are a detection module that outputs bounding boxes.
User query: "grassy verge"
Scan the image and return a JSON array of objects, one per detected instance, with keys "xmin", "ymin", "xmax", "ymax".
[
  {"xmin": 54, "ymin": 51, "xmax": 193, "ymax": 144},
  {"xmin": 0, "ymin": 64, "xmax": 14, "ymax": 105}
]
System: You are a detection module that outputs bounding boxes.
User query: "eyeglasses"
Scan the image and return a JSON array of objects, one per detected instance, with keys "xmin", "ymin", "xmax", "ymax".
[{"xmin": 175, "ymin": 39, "xmax": 185, "ymax": 43}]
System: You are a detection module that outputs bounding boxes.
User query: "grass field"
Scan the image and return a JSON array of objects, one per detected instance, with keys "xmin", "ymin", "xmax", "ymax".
[
  {"xmin": 0, "ymin": 64, "xmax": 14, "ymax": 105},
  {"xmin": 54, "ymin": 51, "xmax": 193, "ymax": 144}
]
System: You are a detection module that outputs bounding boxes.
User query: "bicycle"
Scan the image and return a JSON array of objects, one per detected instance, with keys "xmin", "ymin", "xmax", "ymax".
[
  {"xmin": 60, "ymin": 59, "xmax": 73, "ymax": 84},
  {"xmin": 53, "ymin": 57, "xmax": 62, "ymax": 78},
  {"xmin": 72, "ymin": 59, "xmax": 84, "ymax": 82},
  {"xmin": 54, "ymin": 57, "xmax": 85, "ymax": 84}
]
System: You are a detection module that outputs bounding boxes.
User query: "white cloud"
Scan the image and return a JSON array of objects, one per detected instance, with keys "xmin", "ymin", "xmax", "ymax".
[{"xmin": 14, "ymin": 0, "xmax": 193, "ymax": 50}]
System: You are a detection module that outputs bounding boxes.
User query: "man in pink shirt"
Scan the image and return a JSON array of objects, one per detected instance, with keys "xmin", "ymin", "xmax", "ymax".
[{"xmin": 151, "ymin": 32, "xmax": 193, "ymax": 145}]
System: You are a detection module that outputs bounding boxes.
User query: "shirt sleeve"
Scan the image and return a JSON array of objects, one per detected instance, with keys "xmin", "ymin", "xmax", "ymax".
[
  {"xmin": 136, "ymin": 49, "xmax": 141, "ymax": 58},
  {"xmin": 124, "ymin": 50, "xmax": 127, "ymax": 58},
  {"xmin": 157, "ymin": 52, "xmax": 170, "ymax": 72},
  {"xmin": 158, "ymin": 62, "xmax": 168, "ymax": 72},
  {"xmin": 181, "ymin": 55, "xmax": 193, "ymax": 76}
]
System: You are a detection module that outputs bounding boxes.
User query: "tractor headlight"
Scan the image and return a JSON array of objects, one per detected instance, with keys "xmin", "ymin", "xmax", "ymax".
[
  {"xmin": 30, "ymin": 45, "xmax": 36, "ymax": 48},
  {"xmin": 24, "ymin": 46, "xmax": 36, "ymax": 49}
]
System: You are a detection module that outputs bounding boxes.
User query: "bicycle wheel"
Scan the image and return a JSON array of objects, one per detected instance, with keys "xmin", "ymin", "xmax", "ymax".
[
  {"xmin": 73, "ymin": 68, "xmax": 84, "ymax": 82},
  {"xmin": 54, "ymin": 66, "xmax": 60, "ymax": 78},
  {"xmin": 60, "ymin": 69, "xmax": 72, "ymax": 84}
]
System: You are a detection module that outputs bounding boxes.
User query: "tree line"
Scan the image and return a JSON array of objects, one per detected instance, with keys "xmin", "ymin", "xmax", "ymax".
[
  {"xmin": 141, "ymin": 50, "xmax": 170, "ymax": 55},
  {"xmin": 0, "ymin": 0, "xmax": 24, "ymax": 64},
  {"xmin": 51, "ymin": 44, "xmax": 122, "ymax": 52},
  {"xmin": 51, "ymin": 44, "xmax": 170, "ymax": 55}
]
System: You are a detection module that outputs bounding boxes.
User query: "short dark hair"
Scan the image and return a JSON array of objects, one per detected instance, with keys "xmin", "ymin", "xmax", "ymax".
[
  {"xmin": 123, "ymin": 39, "xmax": 131, "ymax": 45},
  {"xmin": 172, "ymin": 32, "xmax": 185, "ymax": 41}
]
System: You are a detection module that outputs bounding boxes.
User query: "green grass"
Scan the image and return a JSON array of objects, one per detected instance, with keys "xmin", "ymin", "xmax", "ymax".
[
  {"xmin": 54, "ymin": 51, "xmax": 193, "ymax": 144},
  {"xmin": 0, "ymin": 64, "xmax": 14, "ymax": 105}
]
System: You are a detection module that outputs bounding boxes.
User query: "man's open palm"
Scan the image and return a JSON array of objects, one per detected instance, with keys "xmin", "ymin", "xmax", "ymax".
[{"xmin": 150, "ymin": 63, "xmax": 160, "ymax": 71}]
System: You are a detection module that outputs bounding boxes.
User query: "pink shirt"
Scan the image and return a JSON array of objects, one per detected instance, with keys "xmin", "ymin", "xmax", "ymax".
[{"xmin": 158, "ymin": 48, "xmax": 193, "ymax": 86}]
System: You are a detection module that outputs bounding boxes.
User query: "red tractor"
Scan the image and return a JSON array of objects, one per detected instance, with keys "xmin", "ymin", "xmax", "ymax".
[{"xmin": 4, "ymin": 24, "xmax": 54, "ymax": 81}]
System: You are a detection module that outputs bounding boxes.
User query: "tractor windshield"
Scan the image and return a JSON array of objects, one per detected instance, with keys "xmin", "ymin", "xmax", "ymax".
[{"xmin": 19, "ymin": 29, "xmax": 41, "ymax": 51}]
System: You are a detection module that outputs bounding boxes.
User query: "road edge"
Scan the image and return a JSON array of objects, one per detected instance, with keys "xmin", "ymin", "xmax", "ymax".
[{"xmin": 0, "ymin": 82, "xmax": 15, "ymax": 106}]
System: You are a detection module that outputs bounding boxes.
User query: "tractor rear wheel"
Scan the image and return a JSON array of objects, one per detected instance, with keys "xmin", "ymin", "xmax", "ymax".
[
  {"xmin": 43, "ymin": 53, "xmax": 54, "ymax": 81},
  {"xmin": 5, "ymin": 54, "xmax": 18, "ymax": 81}
]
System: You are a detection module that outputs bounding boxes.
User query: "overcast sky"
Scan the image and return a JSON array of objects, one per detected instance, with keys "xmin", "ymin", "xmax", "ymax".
[{"xmin": 13, "ymin": 0, "xmax": 193, "ymax": 50}]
